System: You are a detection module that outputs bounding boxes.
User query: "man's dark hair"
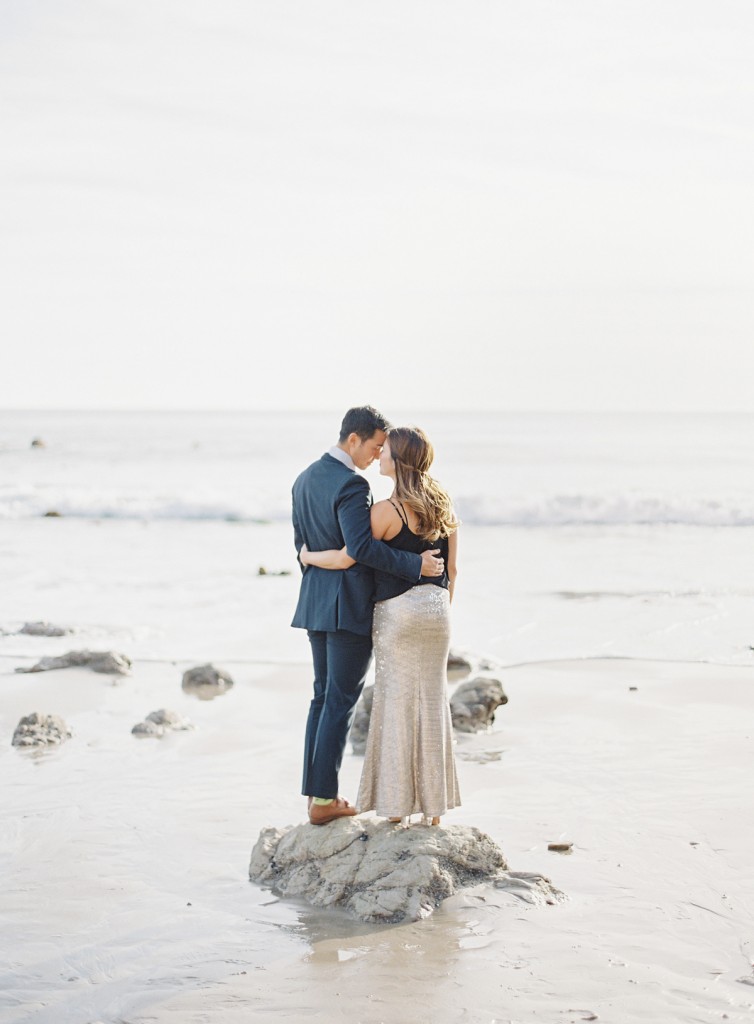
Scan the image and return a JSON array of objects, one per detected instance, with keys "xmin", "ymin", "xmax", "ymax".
[{"xmin": 338, "ymin": 405, "xmax": 391, "ymax": 443}]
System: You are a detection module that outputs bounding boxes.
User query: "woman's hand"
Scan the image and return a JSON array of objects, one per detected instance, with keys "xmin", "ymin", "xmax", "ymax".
[
  {"xmin": 333, "ymin": 545, "xmax": 354, "ymax": 569},
  {"xmin": 298, "ymin": 544, "xmax": 356, "ymax": 570}
]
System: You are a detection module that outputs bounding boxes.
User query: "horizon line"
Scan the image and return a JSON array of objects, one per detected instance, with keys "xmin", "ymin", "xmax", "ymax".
[{"xmin": 1, "ymin": 406, "xmax": 753, "ymax": 417}]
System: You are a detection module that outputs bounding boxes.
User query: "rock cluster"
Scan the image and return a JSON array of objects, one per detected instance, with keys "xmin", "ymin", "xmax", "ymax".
[
  {"xmin": 15, "ymin": 650, "xmax": 132, "ymax": 675},
  {"xmin": 18, "ymin": 621, "xmax": 73, "ymax": 637},
  {"xmin": 181, "ymin": 663, "xmax": 234, "ymax": 700},
  {"xmin": 12, "ymin": 712, "xmax": 72, "ymax": 747},
  {"xmin": 350, "ymin": 675, "xmax": 508, "ymax": 751},
  {"xmin": 132, "ymin": 709, "xmax": 194, "ymax": 738},
  {"xmin": 450, "ymin": 677, "xmax": 508, "ymax": 733},
  {"xmin": 249, "ymin": 818, "xmax": 564, "ymax": 923},
  {"xmin": 447, "ymin": 651, "xmax": 473, "ymax": 678}
]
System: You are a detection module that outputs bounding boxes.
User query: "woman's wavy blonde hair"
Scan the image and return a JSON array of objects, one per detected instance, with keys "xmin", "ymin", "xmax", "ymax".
[{"xmin": 388, "ymin": 426, "xmax": 459, "ymax": 541}]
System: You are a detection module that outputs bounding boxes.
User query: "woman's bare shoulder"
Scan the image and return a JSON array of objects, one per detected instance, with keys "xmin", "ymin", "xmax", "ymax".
[
  {"xmin": 370, "ymin": 499, "xmax": 402, "ymax": 539},
  {"xmin": 371, "ymin": 499, "xmax": 398, "ymax": 525}
]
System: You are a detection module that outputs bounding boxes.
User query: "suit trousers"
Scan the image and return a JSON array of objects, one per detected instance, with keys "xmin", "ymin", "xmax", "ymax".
[{"xmin": 302, "ymin": 628, "xmax": 373, "ymax": 799}]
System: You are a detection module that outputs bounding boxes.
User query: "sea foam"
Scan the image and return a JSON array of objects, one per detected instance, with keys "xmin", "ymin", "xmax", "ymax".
[{"xmin": 2, "ymin": 487, "xmax": 753, "ymax": 527}]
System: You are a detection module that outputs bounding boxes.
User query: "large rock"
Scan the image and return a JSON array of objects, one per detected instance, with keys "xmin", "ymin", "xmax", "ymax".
[
  {"xmin": 15, "ymin": 650, "xmax": 132, "ymax": 675},
  {"xmin": 132, "ymin": 709, "xmax": 194, "ymax": 738},
  {"xmin": 18, "ymin": 621, "xmax": 74, "ymax": 637},
  {"xmin": 450, "ymin": 677, "xmax": 508, "ymax": 733},
  {"xmin": 12, "ymin": 712, "xmax": 72, "ymax": 747},
  {"xmin": 181, "ymin": 663, "xmax": 234, "ymax": 700},
  {"xmin": 349, "ymin": 685, "xmax": 374, "ymax": 754},
  {"xmin": 249, "ymin": 818, "xmax": 563, "ymax": 923}
]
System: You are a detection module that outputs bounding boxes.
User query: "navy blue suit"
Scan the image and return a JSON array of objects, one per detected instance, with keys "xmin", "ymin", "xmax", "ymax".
[{"xmin": 292, "ymin": 453, "xmax": 422, "ymax": 798}]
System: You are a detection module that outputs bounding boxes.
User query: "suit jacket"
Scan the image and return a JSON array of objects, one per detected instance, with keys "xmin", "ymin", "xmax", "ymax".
[{"xmin": 291, "ymin": 453, "xmax": 422, "ymax": 636}]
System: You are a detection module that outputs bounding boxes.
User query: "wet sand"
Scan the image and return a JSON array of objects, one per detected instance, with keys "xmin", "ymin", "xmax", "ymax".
[{"xmin": 2, "ymin": 657, "xmax": 753, "ymax": 1024}]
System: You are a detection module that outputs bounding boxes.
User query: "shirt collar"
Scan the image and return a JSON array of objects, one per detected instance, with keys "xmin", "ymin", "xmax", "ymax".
[{"xmin": 328, "ymin": 445, "xmax": 356, "ymax": 471}]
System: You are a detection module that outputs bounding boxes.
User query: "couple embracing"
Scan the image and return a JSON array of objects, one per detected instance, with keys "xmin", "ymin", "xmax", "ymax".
[{"xmin": 292, "ymin": 405, "xmax": 461, "ymax": 828}]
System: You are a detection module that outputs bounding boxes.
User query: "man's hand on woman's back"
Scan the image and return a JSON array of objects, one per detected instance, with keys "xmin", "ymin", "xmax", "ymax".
[{"xmin": 420, "ymin": 549, "xmax": 444, "ymax": 577}]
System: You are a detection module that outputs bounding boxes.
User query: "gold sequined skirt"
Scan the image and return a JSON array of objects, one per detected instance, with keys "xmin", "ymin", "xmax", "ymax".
[{"xmin": 357, "ymin": 585, "xmax": 461, "ymax": 819}]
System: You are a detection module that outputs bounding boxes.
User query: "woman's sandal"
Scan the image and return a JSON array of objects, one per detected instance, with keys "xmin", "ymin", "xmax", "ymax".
[{"xmin": 387, "ymin": 814, "xmax": 440, "ymax": 827}]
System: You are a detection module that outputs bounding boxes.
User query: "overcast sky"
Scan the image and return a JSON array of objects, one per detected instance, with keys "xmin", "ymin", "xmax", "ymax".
[{"xmin": 2, "ymin": 1, "xmax": 753, "ymax": 412}]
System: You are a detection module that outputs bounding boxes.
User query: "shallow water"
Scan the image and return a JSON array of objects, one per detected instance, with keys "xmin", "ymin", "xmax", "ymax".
[{"xmin": 1, "ymin": 518, "xmax": 752, "ymax": 669}]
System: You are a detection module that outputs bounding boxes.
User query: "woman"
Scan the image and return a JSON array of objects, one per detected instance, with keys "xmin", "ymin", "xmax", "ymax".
[{"xmin": 300, "ymin": 426, "xmax": 460, "ymax": 826}]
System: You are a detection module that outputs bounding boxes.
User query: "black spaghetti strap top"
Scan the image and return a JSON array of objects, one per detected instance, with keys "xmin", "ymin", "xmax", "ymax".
[
  {"xmin": 389, "ymin": 498, "xmax": 409, "ymax": 527},
  {"xmin": 373, "ymin": 500, "xmax": 450, "ymax": 604}
]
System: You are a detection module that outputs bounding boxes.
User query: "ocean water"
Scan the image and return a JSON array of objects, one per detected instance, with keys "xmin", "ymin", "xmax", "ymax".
[
  {"xmin": 1, "ymin": 409, "xmax": 753, "ymax": 526},
  {"xmin": 1, "ymin": 409, "xmax": 752, "ymax": 668}
]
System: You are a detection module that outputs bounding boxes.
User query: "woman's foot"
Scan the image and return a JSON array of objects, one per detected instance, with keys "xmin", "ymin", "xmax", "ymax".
[
  {"xmin": 388, "ymin": 816, "xmax": 410, "ymax": 827},
  {"xmin": 422, "ymin": 814, "xmax": 441, "ymax": 826}
]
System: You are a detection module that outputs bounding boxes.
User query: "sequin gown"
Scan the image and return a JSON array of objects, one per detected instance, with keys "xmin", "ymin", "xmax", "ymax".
[{"xmin": 357, "ymin": 515, "xmax": 461, "ymax": 819}]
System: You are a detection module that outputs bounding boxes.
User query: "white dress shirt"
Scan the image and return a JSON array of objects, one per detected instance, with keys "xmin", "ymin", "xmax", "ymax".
[{"xmin": 328, "ymin": 445, "xmax": 356, "ymax": 471}]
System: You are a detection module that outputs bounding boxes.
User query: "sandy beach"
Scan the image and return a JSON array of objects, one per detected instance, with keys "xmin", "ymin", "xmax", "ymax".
[
  {"xmin": 2, "ymin": 411, "xmax": 753, "ymax": 1023},
  {"xmin": 3, "ymin": 652, "xmax": 752, "ymax": 1024}
]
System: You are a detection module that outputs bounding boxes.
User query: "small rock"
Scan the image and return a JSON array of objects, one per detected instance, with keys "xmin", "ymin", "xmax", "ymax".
[
  {"xmin": 18, "ymin": 621, "xmax": 74, "ymax": 637},
  {"xmin": 144, "ymin": 708, "xmax": 193, "ymax": 728},
  {"xmin": 249, "ymin": 818, "xmax": 565, "ymax": 923},
  {"xmin": 132, "ymin": 708, "xmax": 194, "ymax": 738},
  {"xmin": 132, "ymin": 719, "xmax": 165, "ymax": 738},
  {"xmin": 447, "ymin": 651, "xmax": 473, "ymax": 679},
  {"xmin": 182, "ymin": 663, "xmax": 234, "ymax": 700},
  {"xmin": 43, "ymin": 510, "xmax": 62, "ymax": 517},
  {"xmin": 548, "ymin": 842, "xmax": 573, "ymax": 853},
  {"xmin": 15, "ymin": 650, "xmax": 132, "ymax": 675},
  {"xmin": 629, "ymin": 686, "xmax": 638, "ymax": 691},
  {"xmin": 31, "ymin": 437, "xmax": 46, "ymax": 448},
  {"xmin": 257, "ymin": 566, "xmax": 291, "ymax": 576},
  {"xmin": 12, "ymin": 712, "xmax": 72, "ymax": 747},
  {"xmin": 450, "ymin": 677, "xmax": 508, "ymax": 733},
  {"xmin": 493, "ymin": 870, "xmax": 566, "ymax": 906},
  {"xmin": 349, "ymin": 685, "xmax": 375, "ymax": 754}
]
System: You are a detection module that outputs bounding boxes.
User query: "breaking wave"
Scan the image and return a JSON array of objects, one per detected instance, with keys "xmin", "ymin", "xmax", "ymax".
[{"xmin": 2, "ymin": 487, "xmax": 753, "ymax": 527}]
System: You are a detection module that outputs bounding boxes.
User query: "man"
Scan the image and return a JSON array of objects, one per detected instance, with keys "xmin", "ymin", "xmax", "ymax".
[{"xmin": 292, "ymin": 405, "xmax": 444, "ymax": 825}]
